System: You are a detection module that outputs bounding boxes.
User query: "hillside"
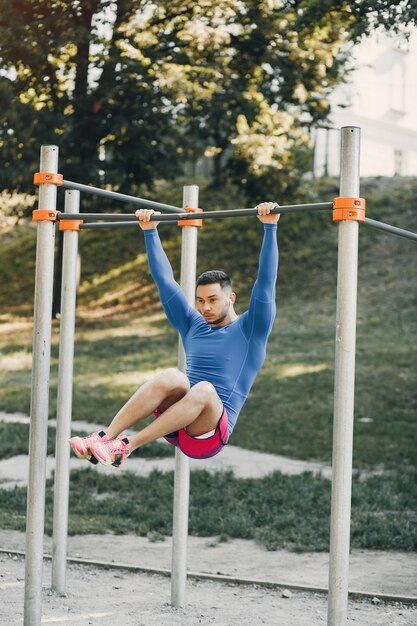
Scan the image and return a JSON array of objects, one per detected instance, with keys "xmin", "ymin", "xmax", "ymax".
[
  {"xmin": 0, "ymin": 177, "xmax": 416, "ymax": 469},
  {"xmin": 2, "ymin": 177, "xmax": 416, "ymax": 314}
]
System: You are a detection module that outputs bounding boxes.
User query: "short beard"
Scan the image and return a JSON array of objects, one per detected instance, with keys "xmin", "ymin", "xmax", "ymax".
[{"xmin": 209, "ymin": 301, "xmax": 230, "ymax": 326}]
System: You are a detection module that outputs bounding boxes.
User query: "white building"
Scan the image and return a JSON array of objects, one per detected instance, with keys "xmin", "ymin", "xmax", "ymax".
[{"xmin": 314, "ymin": 29, "xmax": 417, "ymax": 177}]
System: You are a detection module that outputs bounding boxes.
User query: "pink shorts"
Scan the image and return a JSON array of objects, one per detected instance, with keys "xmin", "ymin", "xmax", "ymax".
[{"xmin": 153, "ymin": 407, "xmax": 229, "ymax": 460}]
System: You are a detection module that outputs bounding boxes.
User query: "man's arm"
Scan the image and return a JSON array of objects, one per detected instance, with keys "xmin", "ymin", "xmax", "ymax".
[
  {"xmin": 137, "ymin": 210, "xmax": 196, "ymax": 334},
  {"xmin": 242, "ymin": 203, "xmax": 280, "ymax": 339}
]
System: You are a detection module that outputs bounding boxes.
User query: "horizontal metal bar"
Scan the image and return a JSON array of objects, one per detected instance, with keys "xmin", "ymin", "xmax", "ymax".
[
  {"xmin": 363, "ymin": 218, "xmax": 417, "ymax": 242},
  {"xmin": 80, "ymin": 220, "xmax": 178, "ymax": 229},
  {"xmin": 59, "ymin": 213, "xmax": 137, "ymax": 222},
  {"xmin": 59, "ymin": 201, "xmax": 333, "ymax": 223},
  {"xmin": 77, "ymin": 211, "xmax": 417, "ymax": 241},
  {"xmin": 163, "ymin": 202, "xmax": 333, "ymax": 221},
  {"xmin": 61, "ymin": 180, "xmax": 184, "ymax": 213}
]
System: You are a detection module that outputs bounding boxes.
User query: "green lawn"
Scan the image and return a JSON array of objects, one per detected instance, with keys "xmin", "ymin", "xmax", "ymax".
[
  {"xmin": 0, "ymin": 467, "xmax": 415, "ymax": 552},
  {"xmin": 0, "ymin": 176, "xmax": 415, "ymax": 550},
  {"xmin": 1, "ymin": 258, "xmax": 414, "ymax": 470}
]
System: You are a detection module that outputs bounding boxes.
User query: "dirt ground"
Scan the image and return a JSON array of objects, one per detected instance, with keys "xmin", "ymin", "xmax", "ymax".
[
  {"xmin": 1, "ymin": 530, "xmax": 417, "ymax": 626},
  {"xmin": 1, "ymin": 551, "xmax": 416, "ymax": 626}
]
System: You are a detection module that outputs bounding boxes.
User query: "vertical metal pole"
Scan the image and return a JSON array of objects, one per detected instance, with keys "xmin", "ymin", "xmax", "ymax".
[
  {"xmin": 51, "ymin": 190, "xmax": 80, "ymax": 594},
  {"xmin": 24, "ymin": 145, "xmax": 59, "ymax": 626},
  {"xmin": 171, "ymin": 185, "xmax": 199, "ymax": 607},
  {"xmin": 328, "ymin": 126, "xmax": 361, "ymax": 626}
]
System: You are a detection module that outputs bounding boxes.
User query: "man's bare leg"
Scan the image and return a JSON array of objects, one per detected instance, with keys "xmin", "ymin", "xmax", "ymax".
[
  {"xmin": 105, "ymin": 368, "xmax": 190, "ymax": 439},
  {"xmin": 127, "ymin": 380, "xmax": 223, "ymax": 452},
  {"xmin": 80, "ymin": 375, "xmax": 223, "ymax": 467}
]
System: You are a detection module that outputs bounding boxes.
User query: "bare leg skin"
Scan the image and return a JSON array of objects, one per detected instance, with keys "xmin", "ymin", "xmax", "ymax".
[
  {"xmin": 104, "ymin": 369, "xmax": 223, "ymax": 453},
  {"xmin": 105, "ymin": 368, "xmax": 190, "ymax": 439},
  {"xmin": 126, "ymin": 380, "xmax": 224, "ymax": 452}
]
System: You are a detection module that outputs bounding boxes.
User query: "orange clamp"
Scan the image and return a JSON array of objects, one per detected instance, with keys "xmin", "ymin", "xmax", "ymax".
[
  {"xmin": 178, "ymin": 207, "xmax": 203, "ymax": 227},
  {"xmin": 333, "ymin": 197, "xmax": 366, "ymax": 222},
  {"xmin": 59, "ymin": 219, "xmax": 84, "ymax": 231},
  {"xmin": 32, "ymin": 209, "xmax": 59, "ymax": 222},
  {"xmin": 34, "ymin": 172, "xmax": 63, "ymax": 186}
]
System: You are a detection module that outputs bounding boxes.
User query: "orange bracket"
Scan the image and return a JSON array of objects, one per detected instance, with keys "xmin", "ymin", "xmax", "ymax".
[
  {"xmin": 59, "ymin": 219, "xmax": 83, "ymax": 231},
  {"xmin": 34, "ymin": 172, "xmax": 63, "ymax": 186},
  {"xmin": 32, "ymin": 209, "xmax": 60, "ymax": 222},
  {"xmin": 178, "ymin": 207, "xmax": 203, "ymax": 227},
  {"xmin": 333, "ymin": 197, "xmax": 366, "ymax": 222}
]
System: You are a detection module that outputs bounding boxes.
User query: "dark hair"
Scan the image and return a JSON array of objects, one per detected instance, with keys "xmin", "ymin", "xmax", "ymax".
[{"xmin": 196, "ymin": 270, "xmax": 232, "ymax": 291}]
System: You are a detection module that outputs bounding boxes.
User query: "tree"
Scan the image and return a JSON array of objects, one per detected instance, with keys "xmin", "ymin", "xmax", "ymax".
[
  {"xmin": 0, "ymin": 0, "xmax": 184, "ymax": 201},
  {"xmin": 297, "ymin": 0, "xmax": 417, "ymax": 42},
  {"xmin": 133, "ymin": 0, "xmax": 350, "ymax": 189},
  {"xmin": 0, "ymin": 0, "xmax": 415, "ymax": 203}
]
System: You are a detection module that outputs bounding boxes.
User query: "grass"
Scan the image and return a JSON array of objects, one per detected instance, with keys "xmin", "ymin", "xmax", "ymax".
[
  {"xmin": 0, "ymin": 422, "xmax": 57, "ymax": 459},
  {"xmin": 0, "ymin": 467, "xmax": 415, "ymax": 552},
  {"xmin": 0, "ymin": 243, "xmax": 414, "ymax": 469},
  {"xmin": 0, "ymin": 176, "xmax": 416, "ymax": 550}
]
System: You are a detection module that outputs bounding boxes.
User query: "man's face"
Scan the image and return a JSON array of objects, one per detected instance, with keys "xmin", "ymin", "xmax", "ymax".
[{"xmin": 196, "ymin": 283, "xmax": 234, "ymax": 327}]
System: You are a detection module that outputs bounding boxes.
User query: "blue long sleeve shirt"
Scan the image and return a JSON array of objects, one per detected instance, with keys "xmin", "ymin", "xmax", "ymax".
[{"xmin": 144, "ymin": 224, "xmax": 278, "ymax": 436}]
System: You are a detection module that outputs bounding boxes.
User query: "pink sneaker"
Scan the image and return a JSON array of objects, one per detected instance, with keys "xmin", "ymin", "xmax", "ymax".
[
  {"xmin": 69, "ymin": 431, "xmax": 109, "ymax": 464},
  {"xmin": 90, "ymin": 436, "xmax": 131, "ymax": 467}
]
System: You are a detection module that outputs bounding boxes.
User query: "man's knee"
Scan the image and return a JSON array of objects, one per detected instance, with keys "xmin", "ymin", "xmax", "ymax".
[
  {"xmin": 158, "ymin": 368, "xmax": 190, "ymax": 393},
  {"xmin": 188, "ymin": 381, "xmax": 219, "ymax": 407}
]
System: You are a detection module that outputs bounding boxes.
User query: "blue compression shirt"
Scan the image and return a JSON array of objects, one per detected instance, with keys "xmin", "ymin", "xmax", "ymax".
[{"xmin": 144, "ymin": 224, "xmax": 278, "ymax": 436}]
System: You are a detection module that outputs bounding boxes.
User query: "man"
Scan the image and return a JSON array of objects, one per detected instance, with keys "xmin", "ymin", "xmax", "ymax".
[{"xmin": 69, "ymin": 202, "xmax": 280, "ymax": 467}]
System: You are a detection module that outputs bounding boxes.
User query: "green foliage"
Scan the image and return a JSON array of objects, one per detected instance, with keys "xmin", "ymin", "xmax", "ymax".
[
  {"xmin": 0, "ymin": 227, "xmax": 37, "ymax": 312},
  {"xmin": 298, "ymin": 1, "xmax": 417, "ymax": 42},
  {"xmin": 0, "ymin": 422, "xmax": 56, "ymax": 458},
  {"xmin": 1, "ymin": 0, "xmax": 413, "ymax": 201},
  {"xmin": 0, "ymin": 467, "xmax": 416, "ymax": 552},
  {"xmin": 0, "ymin": 0, "xmax": 184, "ymax": 196}
]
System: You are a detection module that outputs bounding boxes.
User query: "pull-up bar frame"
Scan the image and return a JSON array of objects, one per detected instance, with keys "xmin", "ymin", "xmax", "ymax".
[
  {"xmin": 363, "ymin": 217, "xmax": 417, "ymax": 242},
  {"xmin": 24, "ymin": 127, "xmax": 416, "ymax": 626},
  {"xmin": 328, "ymin": 126, "xmax": 360, "ymax": 625},
  {"xmin": 61, "ymin": 179, "xmax": 185, "ymax": 213},
  {"xmin": 53, "ymin": 203, "xmax": 417, "ymax": 241},
  {"xmin": 57, "ymin": 202, "xmax": 333, "ymax": 222}
]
